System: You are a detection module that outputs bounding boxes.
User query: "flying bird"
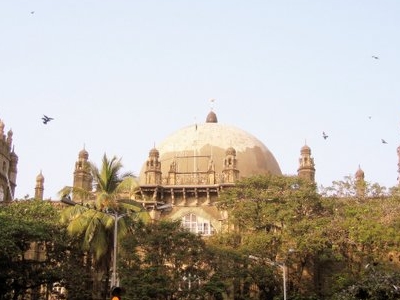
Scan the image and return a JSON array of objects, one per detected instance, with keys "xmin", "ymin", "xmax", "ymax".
[
  {"xmin": 381, "ymin": 139, "xmax": 388, "ymax": 144},
  {"xmin": 322, "ymin": 131, "xmax": 328, "ymax": 140},
  {"xmin": 31, "ymin": 11, "xmax": 35, "ymax": 14},
  {"xmin": 372, "ymin": 55, "xmax": 379, "ymax": 59},
  {"xmin": 42, "ymin": 115, "xmax": 54, "ymax": 124}
]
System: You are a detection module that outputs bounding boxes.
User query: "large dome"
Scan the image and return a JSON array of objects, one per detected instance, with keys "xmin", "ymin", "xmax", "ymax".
[{"xmin": 139, "ymin": 112, "xmax": 282, "ymax": 184}]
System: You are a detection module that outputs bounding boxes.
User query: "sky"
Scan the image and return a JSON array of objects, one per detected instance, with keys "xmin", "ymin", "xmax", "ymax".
[{"xmin": 1, "ymin": 1, "xmax": 400, "ymax": 200}]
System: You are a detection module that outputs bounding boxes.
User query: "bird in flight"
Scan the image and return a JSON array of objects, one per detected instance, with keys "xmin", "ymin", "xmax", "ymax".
[
  {"xmin": 42, "ymin": 115, "xmax": 54, "ymax": 124},
  {"xmin": 322, "ymin": 131, "xmax": 328, "ymax": 140},
  {"xmin": 31, "ymin": 11, "xmax": 35, "ymax": 14},
  {"xmin": 372, "ymin": 55, "xmax": 379, "ymax": 59},
  {"xmin": 381, "ymin": 139, "xmax": 388, "ymax": 144}
]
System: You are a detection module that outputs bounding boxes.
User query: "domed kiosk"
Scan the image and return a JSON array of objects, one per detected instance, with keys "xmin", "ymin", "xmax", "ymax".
[{"xmin": 138, "ymin": 110, "xmax": 282, "ymax": 235}]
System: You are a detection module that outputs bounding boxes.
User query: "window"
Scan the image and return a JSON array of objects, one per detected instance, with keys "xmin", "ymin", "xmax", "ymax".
[{"xmin": 182, "ymin": 213, "xmax": 214, "ymax": 235}]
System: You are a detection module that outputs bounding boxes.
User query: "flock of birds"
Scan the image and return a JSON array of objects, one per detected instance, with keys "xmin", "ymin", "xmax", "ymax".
[
  {"xmin": 41, "ymin": 56, "xmax": 386, "ymax": 144},
  {"xmin": 42, "ymin": 112, "xmax": 388, "ymax": 145},
  {"xmin": 321, "ymin": 55, "xmax": 388, "ymax": 145},
  {"xmin": 323, "ymin": 129, "xmax": 388, "ymax": 144}
]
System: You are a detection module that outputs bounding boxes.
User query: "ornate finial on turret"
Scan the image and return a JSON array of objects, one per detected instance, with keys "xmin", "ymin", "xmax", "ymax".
[{"xmin": 210, "ymin": 98, "xmax": 215, "ymax": 110}]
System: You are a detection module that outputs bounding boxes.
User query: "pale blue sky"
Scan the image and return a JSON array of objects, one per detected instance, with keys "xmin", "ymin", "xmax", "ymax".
[{"xmin": 1, "ymin": 1, "xmax": 400, "ymax": 199}]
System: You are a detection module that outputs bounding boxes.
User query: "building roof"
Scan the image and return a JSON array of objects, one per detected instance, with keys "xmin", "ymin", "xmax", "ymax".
[{"xmin": 139, "ymin": 110, "xmax": 282, "ymax": 184}]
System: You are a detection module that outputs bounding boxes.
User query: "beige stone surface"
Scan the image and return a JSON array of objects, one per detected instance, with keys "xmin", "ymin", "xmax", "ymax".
[{"xmin": 139, "ymin": 122, "xmax": 281, "ymax": 184}]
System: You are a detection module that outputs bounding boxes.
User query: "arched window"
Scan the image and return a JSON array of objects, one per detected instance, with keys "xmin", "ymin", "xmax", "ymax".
[{"xmin": 182, "ymin": 213, "xmax": 214, "ymax": 236}]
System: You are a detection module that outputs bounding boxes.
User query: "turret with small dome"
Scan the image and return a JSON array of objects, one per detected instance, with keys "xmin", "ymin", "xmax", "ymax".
[
  {"xmin": 35, "ymin": 171, "xmax": 45, "ymax": 200},
  {"xmin": 297, "ymin": 143, "xmax": 315, "ymax": 182},
  {"xmin": 355, "ymin": 165, "xmax": 366, "ymax": 197},
  {"xmin": 72, "ymin": 147, "xmax": 93, "ymax": 200},
  {"xmin": 0, "ymin": 118, "xmax": 18, "ymax": 202}
]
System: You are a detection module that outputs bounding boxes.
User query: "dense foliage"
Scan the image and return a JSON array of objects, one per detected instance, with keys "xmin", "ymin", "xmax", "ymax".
[
  {"xmin": 119, "ymin": 220, "xmax": 208, "ymax": 299},
  {"xmin": 212, "ymin": 175, "xmax": 400, "ymax": 299},
  {"xmin": 1, "ymin": 174, "xmax": 399, "ymax": 299},
  {"xmin": 59, "ymin": 154, "xmax": 149, "ymax": 299},
  {"xmin": 0, "ymin": 200, "xmax": 92, "ymax": 300}
]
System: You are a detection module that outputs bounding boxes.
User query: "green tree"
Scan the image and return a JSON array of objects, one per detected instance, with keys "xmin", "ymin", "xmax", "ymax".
[
  {"xmin": 319, "ymin": 175, "xmax": 389, "ymax": 198},
  {"xmin": 0, "ymin": 200, "xmax": 92, "ymax": 300},
  {"xmin": 206, "ymin": 175, "xmax": 400, "ymax": 299},
  {"xmin": 60, "ymin": 153, "xmax": 149, "ymax": 299},
  {"xmin": 202, "ymin": 241, "xmax": 256, "ymax": 300},
  {"xmin": 214, "ymin": 175, "xmax": 345, "ymax": 299},
  {"xmin": 319, "ymin": 195, "xmax": 400, "ymax": 298},
  {"xmin": 332, "ymin": 265, "xmax": 400, "ymax": 300},
  {"xmin": 119, "ymin": 220, "xmax": 208, "ymax": 300}
]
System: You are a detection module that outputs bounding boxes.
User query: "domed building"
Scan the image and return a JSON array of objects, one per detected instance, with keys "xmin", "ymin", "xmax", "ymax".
[
  {"xmin": 137, "ymin": 109, "xmax": 286, "ymax": 235},
  {"xmin": 27, "ymin": 108, "xmax": 316, "ymax": 236}
]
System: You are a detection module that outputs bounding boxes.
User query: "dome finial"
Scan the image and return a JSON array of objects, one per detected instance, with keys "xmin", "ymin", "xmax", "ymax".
[
  {"xmin": 210, "ymin": 98, "xmax": 215, "ymax": 110},
  {"xmin": 206, "ymin": 99, "xmax": 218, "ymax": 123}
]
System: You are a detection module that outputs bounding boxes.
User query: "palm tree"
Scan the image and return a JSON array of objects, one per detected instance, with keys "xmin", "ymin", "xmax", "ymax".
[{"xmin": 60, "ymin": 153, "xmax": 149, "ymax": 298}]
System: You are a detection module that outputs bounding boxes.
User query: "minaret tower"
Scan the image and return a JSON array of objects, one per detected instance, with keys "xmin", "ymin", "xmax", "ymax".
[
  {"xmin": 145, "ymin": 147, "xmax": 162, "ymax": 185},
  {"xmin": 168, "ymin": 159, "xmax": 177, "ymax": 185},
  {"xmin": 355, "ymin": 165, "xmax": 365, "ymax": 197},
  {"xmin": 297, "ymin": 143, "xmax": 315, "ymax": 182},
  {"xmin": 73, "ymin": 147, "xmax": 93, "ymax": 200},
  {"xmin": 35, "ymin": 171, "xmax": 44, "ymax": 200},
  {"xmin": 222, "ymin": 147, "xmax": 239, "ymax": 183},
  {"xmin": 9, "ymin": 147, "xmax": 18, "ymax": 199},
  {"xmin": 0, "ymin": 119, "xmax": 18, "ymax": 202}
]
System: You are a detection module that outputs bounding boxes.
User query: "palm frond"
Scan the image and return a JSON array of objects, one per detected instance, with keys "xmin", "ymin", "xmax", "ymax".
[
  {"xmin": 60, "ymin": 205, "xmax": 90, "ymax": 224},
  {"xmin": 58, "ymin": 186, "xmax": 94, "ymax": 201},
  {"xmin": 59, "ymin": 153, "xmax": 150, "ymax": 268},
  {"xmin": 118, "ymin": 199, "xmax": 146, "ymax": 211},
  {"xmin": 87, "ymin": 216, "xmax": 109, "ymax": 260},
  {"xmin": 116, "ymin": 176, "xmax": 139, "ymax": 197},
  {"xmin": 134, "ymin": 211, "xmax": 151, "ymax": 223}
]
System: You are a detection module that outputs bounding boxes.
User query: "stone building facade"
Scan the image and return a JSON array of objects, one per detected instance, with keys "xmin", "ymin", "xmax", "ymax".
[
  {"xmin": 58, "ymin": 109, "xmax": 317, "ymax": 236},
  {"xmin": 136, "ymin": 109, "xmax": 315, "ymax": 235},
  {"xmin": 0, "ymin": 119, "xmax": 18, "ymax": 203},
  {"xmin": 1, "ymin": 111, "xmax": 317, "ymax": 237}
]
